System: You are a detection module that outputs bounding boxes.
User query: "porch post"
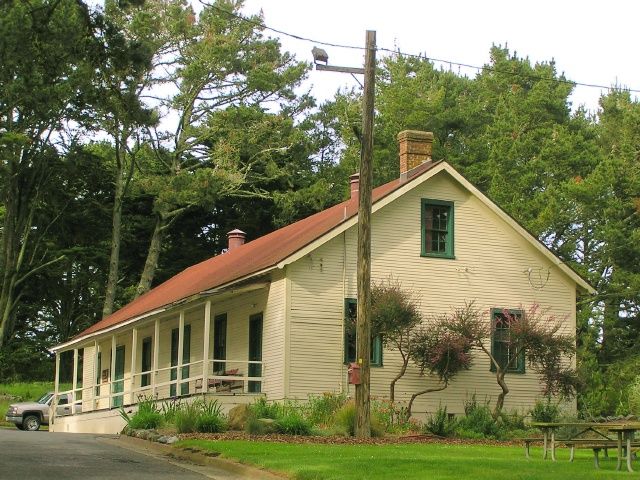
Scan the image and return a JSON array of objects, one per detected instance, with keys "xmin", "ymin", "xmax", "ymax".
[
  {"xmin": 54, "ymin": 352, "xmax": 60, "ymax": 417},
  {"xmin": 152, "ymin": 318, "xmax": 159, "ymax": 397},
  {"xmin": 202, "ymin": 301, "xmax": 211, "ymax": 392},
  {"xmin": 177, "ymin": 311, "xmax": 184, "ymax": 391},
  {"xmin": 110, "ymin": 335, "xmax": 116, "ymax": 405},
  {"xmin": 130, "ymin": 327, "xmax": 138, "ymax": 404},
  {"xmin": 93, "ymin": 339, "xmax": 99, "ymax": 410},
  {"xmin": 72, "ymin": 348, "xmax": 78, "ymax": 407}
]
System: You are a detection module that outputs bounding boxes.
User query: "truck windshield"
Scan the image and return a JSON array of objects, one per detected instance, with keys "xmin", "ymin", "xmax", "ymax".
[{"xmin": 37, "ymin": 393, "xmax": 53, "ymax": 404}]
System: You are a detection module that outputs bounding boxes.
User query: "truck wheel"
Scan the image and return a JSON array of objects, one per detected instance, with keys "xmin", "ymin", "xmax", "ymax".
[{"xmin": 23, "ymin": 415, "xmax": 41, "ymax": 431}]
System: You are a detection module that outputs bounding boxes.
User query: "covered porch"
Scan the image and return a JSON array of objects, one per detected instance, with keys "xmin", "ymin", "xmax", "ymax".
[{"xmin": 51, "ymin": 283, "xmax": 270, "ymax": 425}]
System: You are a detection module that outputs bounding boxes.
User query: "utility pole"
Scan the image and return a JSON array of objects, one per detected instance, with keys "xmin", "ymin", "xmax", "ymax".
[
  {"xmin": 354, "ymin": 29, "xmax": 376, "ymax": 439},
  {"xmin": 312, "ymin": 30, "xmax": 376, "ymax": 439}
]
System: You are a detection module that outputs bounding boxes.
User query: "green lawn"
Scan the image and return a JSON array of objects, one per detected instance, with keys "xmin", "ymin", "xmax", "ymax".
[{"xmin": 177, "ymin": 439, "xmax": 631, "ymax": 480}]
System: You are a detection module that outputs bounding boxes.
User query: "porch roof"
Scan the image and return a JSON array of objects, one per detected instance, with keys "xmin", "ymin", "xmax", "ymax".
[{"xmin": 66, "ymin": 161, "xmax": 442, "ymax": 344}]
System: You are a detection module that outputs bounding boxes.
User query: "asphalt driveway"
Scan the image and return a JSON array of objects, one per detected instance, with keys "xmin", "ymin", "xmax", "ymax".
[{"xmin": 0, "ymin": 428, "xmax": 210, "ymax": 479}]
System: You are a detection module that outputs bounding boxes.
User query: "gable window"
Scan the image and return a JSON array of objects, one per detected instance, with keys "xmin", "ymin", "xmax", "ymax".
[
  {"xmin": 421, "ymin": 199, "xmax": 454, "ymax": 258},
  {"xmin": 344, "ymin": 298, "xmax": 383, "ymax": 367},
  {"xmin": 491, "ymin": 309, "xmax": 525, "ymax": 374}
]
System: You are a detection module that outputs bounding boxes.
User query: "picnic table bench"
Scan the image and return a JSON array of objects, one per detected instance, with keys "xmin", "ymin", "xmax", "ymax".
[{"xmin": 528, "ymin": 421, "xmax": 640, "ymax": 472}]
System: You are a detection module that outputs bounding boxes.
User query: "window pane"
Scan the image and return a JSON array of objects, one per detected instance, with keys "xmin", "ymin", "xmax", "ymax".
[
  {"xmin": 141, "ymin": 337, "xmax": 152, "ymax": 387},
  {"xmin": 491, "ymin": 310, "xmax": 524, "ymax": 373},
  {"xmin": 423, "ymin": 202, "xmax": 452, "ymax": 255},
  {"xmin": 344, "ymin": 299, "xmax": 381, "ymax": 366}
]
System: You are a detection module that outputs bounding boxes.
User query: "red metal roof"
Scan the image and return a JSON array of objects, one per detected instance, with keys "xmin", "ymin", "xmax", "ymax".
[{"xmin": 73, "ymin": 161, "xmax": 441, "ymax": 341}]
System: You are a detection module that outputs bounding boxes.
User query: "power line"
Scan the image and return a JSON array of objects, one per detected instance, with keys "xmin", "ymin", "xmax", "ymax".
[{"xmin": 208, "ymin": 2, "xmax": 640, "ymax": 95}]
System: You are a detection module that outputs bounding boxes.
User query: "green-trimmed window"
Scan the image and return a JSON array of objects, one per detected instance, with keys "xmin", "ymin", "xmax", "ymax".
[
  {"xmin": 421, "ymin": 199, "xmax": 454, "ymax": 258},
  {"xmin": 490, "ymin": 309, "xmax": 525, "ymax": 374},
  {"xmin": 140, "ymin": 337, "xmax": 152, "ymax": 387},
  {"xmin": 344, "ymin": 298, "xmax": 383, "ymax": 367}
]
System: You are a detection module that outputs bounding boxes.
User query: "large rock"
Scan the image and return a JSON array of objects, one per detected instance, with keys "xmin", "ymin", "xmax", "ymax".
[{"xmin": 228, "ymin": 404, "xmax": 250, "ymax": 431}]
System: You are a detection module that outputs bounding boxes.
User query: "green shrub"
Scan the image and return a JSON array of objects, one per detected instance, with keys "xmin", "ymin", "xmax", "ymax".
[
  {"xmin": 371, "ymin": 398, "xmax": 413, "ymax": 433},
  {"xmin": 305, "ymin": 393, "xmax": 347, "ymax": 426},
  {"xmin": 129, "ymin": 410, "xmax": 163, "ymax": 430},
  {"xmin": 332, "ymin": 401, "xmax": 385, "ymax": 437},
  {"xmin": 424, "ymin": 405, "xmax": 457, "ymax": 437},
  {"xmin": 161, "ymin": 398, "xmax": 184, "ymax": 424},
  {"xmin": 245, "ymin": 416, "xmax": 267, "ymax": 435},
  {"xmin": 530, "ymin": 398, "xmax": 561, "ymax": 423},
  {"xmin": 500, "ymin": 409, "xmax": 527, "ymax": 431},
  {"xmin": 275, "ymin": 411, "xmax": 313, "ymax": 435},
  {"xmin": 200, "ymin": 398, "xmax": 224, "ymax": 416},
  {"xmin": 175, "ymin": 402, "xmax": 199, "ymax": 433},
  {"xmin": 249, "ymin": 397, "xmax": 282, "ymax": 420},
  {"xmin": 455, "ymin": 428, "xmax": 486, "ymax": 440},
  {"xmin": 121, "ymin": 395, "xmax": 163, "ymax": 430},
  {"xmin": 627, "ymin": 376, "xmax": 640, "ymax": 416},
  {"xmin": 456, "ymin": 395, "xmax": 499, "ymax": 439},
  {"xmin": 190, "ymin": 398, "xmax": 227, "ymax": 433},
  {"xmin": 195, "ymin": 413, "xmax": 227, "ymax": 433}
]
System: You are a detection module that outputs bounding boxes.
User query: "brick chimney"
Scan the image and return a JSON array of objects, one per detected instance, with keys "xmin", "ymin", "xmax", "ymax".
[
  {"xmin": 227, "ymin": 229, "xmax": 246, "ymax": 251},
  {"xmin": 398, "ymin": 130, "xmax": 433, "ymax": 179},
  {"xmin": 349, "ymin": 172, "xmax": 360, "ymax": 199}
]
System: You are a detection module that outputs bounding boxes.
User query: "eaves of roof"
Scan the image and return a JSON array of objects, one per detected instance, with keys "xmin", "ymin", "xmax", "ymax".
[{"xmin": 61, "ymin": 161, "xmax": 442, "ymax": 347}]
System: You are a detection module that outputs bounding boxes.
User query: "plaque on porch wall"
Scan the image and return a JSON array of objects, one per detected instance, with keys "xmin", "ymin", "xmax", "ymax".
[{"xmin": 101, "ymin": 369, "xmax": 109, "ymax": 383}]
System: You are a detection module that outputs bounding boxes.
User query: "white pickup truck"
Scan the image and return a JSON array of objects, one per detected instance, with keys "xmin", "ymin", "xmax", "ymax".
[{"xmin": 5, "ymin": 392, "xmax": 81, "ymax": 431}]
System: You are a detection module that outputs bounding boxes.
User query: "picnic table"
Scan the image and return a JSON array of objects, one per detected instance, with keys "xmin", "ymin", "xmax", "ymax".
[
  {"xmin": 529, "ymin": 421, "xmax": 640, "ymax": 472},
  {"xmin": 609, "ymin": 424, "xmax": 640, "ymax": 472}
]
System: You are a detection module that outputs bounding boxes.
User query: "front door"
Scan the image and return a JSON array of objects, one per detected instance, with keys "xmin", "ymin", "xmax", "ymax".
[
  {"xmin": 248, "ymin": 313, "xmax": 263, "ymax": 393},
  {"xmin": 111, "ymin": 345, "xmax": 125, "ymax": 408}
]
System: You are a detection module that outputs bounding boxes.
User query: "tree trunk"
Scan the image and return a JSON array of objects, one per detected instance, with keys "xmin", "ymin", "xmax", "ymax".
[
  {"xmin": 135, "ymin": 213, "xmax": 167, "ymax": 298},
  {"xmin": 0, "ymin": 180, "xmax": 19, "ymax": 346},
  {"xmin": 0, "ymin": 147, "xmax": 38, "ymax": 346},
  {"xmin": 102, "ymin": 161, "xmax": 125, "ymax": 318},
  {"xmin": 407, "ymin": 382, "xmax": 448, "ymax": 418},
  {"xmin": 601, "ymin": 285, "xmax": 620, "ymax": 362},
  {"xmin": 389, "ymin": 355, "xmax": 409, "ymax": 403},
  {"xmin": 492, "ymin": 371, "xmax": 509, "ymax": 420}
]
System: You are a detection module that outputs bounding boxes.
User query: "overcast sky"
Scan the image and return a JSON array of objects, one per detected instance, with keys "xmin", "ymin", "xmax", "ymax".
[{"xmin": 242, "ymin": 0, "xmax": 639, "ymax": 113}]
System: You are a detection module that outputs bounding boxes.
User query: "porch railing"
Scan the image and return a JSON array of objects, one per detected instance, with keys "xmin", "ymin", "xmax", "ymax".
[{"xmin": 53, "ymin": 358, "xmax": 264, "ymax": 417}]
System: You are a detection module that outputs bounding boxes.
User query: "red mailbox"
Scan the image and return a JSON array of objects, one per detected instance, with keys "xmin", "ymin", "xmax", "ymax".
[{"xmin": 348, "ymin": 362, "xmax": 361, "ymax": 385}]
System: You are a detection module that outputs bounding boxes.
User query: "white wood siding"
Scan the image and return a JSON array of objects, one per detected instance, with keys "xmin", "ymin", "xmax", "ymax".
[
  {"xmin": 287, "ymin": 170, "xmax": 577, "ymax": 416},
  {"xmin": 78, "ymin": 277, "xmax": 287, "ymax": 411}
]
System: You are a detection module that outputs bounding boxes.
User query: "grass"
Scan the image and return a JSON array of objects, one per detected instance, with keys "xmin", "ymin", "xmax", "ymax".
[
  {"xmin": 176, "ymin": 440, "xmax": 632, "ymax": 480},
  {"xmin": 0, "ymin": 382, "xmax": 56, "ymax": 428}
]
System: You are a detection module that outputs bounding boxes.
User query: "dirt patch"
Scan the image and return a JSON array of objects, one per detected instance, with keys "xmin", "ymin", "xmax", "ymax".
[{"xmin": 178, "ymin": 431, "xmax": 530, "ymax": 447}]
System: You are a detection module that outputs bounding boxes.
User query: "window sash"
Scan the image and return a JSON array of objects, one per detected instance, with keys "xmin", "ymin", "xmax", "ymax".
[
  {"xmin": 213, "ymin": 314, "xmax": 227, "ymax": 374},
  {"xmin": 490, "ymin": 309, "xmax": 524, "ymax": 373},
  {"xmin": 344, "ymin": 298, "xmax": 383, "ymax": 367},
  {"xmin": 422, "ymin": 200, "xmax": 454, "ymax": 257},
  {"xmin": 140, "ymin": 337, "xmax": 152, "ymax": 387}
]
